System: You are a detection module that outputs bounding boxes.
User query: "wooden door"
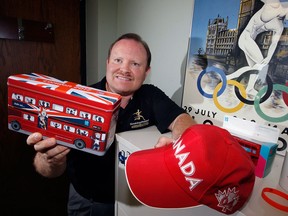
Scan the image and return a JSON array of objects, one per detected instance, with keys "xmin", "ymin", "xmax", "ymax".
[{"xmin": 0, "ymin": 0, "xmax": 81, "ymax": 214}]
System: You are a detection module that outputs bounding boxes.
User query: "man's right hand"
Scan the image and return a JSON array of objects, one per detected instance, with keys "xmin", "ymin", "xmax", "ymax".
[{"xmin": 27, "ymin": 132, "xmax": 70, "ymax": 178}]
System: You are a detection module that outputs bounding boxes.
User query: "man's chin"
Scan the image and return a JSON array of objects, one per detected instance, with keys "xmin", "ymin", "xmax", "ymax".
[{"xmin": 117, "ymin": 90, "xmax": 133, "ymax": 96}]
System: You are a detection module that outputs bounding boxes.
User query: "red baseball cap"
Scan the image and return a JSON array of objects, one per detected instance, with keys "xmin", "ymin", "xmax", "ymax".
[{"xmin": 125, "ymin": 125, "xmax": 255, "ymax": 214}]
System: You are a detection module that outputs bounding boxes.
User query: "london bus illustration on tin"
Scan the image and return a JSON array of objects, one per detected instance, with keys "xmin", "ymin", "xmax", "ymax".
[{"xmin": 7, "ymin": 73, "xmax": 121, "ymax": 156}]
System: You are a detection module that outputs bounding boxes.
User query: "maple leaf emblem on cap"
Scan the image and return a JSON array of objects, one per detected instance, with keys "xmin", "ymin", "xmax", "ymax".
[{"xmin": 215, "ymin": 187, "xmax": 240, "ymax": 213}]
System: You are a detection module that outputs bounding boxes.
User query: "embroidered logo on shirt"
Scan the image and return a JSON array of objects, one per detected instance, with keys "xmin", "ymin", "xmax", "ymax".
[
  {"xmin": 215, "ymin": 187, "xmax": 239, "ymax": 213},
  {"xmin": 133, "ymin": 109, "xmax": 145, "ymax": 121},
  {"xmin": 130, "ymin": 109, "xmax": 149, "ymax": 129}
]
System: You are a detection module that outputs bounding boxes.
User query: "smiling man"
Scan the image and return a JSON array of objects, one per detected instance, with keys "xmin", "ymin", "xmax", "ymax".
[{"xmin": 26, "ymin": 33, "xmax": 195, "ymax": 216}]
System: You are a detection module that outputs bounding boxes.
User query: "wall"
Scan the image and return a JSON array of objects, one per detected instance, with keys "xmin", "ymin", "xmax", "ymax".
[
  {"xmin": 86, "ymin": 0, "xmax": 194, "ymax": 106},
  {"xmin": 86, "ymin": 0, "xmax": 117, "ymax": 84}
]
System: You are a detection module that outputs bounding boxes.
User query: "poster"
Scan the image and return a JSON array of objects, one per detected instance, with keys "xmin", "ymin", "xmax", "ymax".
[{"xmin": 182, "ymin": 0, "xmax": 288, "ymax": 155}]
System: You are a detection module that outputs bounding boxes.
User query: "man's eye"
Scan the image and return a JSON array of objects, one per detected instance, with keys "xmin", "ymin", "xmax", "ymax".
[
  {"xmin": 132, "ymin": 62, "xmax": 140, "ymax": 67},
  {"xmin": 114, "ymin": 59, "xmax": 122, "ymax": 63}
]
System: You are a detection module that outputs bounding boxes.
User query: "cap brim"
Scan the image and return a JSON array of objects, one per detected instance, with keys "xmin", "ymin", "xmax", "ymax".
[{"xmin": 125, "ymin": 145, "xmax": 200, "ymax": 208}]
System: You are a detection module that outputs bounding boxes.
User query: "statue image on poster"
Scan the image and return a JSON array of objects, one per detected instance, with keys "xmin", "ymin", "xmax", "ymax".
[
  {"xmin": 182, "ymin": 0, "xmax": 288, "ymax": 155},
  {"xmin": 228, "ymin": 0, "xmax": 288, "ymax": 98}
]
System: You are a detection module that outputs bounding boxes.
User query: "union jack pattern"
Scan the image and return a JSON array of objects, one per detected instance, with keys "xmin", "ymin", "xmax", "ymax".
[{"xmin": 9, "ymin": 73, "xmax": 121, "ymax": 105}]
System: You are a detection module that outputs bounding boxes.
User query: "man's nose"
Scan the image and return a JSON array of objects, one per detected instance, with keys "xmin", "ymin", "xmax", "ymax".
[{"xmin": 120, "ymin": 61, "xmax": 130, "ymax": 72}]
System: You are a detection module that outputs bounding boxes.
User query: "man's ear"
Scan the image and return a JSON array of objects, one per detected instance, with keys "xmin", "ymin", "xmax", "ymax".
[{"xmin": 145, "ymin": 67, "xmax": 151, "ymax": 78}]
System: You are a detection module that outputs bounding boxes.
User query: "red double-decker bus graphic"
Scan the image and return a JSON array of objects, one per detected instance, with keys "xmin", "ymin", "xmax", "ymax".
[{"xmin": 7, "ymin": 73, "xmax": 121, "ymax": 156}]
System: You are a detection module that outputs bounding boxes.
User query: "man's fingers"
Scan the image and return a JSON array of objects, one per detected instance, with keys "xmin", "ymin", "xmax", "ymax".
[
  {"xmin": 33, "ymin": 137, "xmax": 57, "ymax": 152},
  {"xmin": 26, "ymin": 132, "xmax": 43, "ymax": 145},
  {"xmin": 47, "ymin": 147, "xmax": 70, "ymax": 162},
  {"xmin": 155, "ymin": 136, "xmax": 174, "ymax": 148},
  {"xmin": 27, "ymin": 133, "xmax": 70, "ymax": 160},
  {"xmin": 46, "ymin": 145, "xmax": 70, "ymax": 159}
]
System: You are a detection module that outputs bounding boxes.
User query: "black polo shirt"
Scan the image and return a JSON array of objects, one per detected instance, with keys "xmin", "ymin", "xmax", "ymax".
[{"xmin": 67, "ymin": 77, "xmax": 186, "ymax": 203}]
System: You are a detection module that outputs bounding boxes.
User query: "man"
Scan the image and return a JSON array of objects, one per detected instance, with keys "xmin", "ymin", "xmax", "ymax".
[{"xmin": 26, "ymin": 33, "xmax": 195, "ymax": 215}]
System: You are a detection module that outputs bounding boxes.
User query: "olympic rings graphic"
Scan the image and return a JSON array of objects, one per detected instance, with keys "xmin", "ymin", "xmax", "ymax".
[
  {"xmin": 197, "ymin": 66, "xmax": 288, "ymax": 121},
  {"xmin": 235, "ymin": 70, "xmax": 273, "ymax": 105},
  {"xmin": 213, "ymin": 80, "xmax": 247, "ymax": 113},
  {"xmin": 254, "ymin": 84, "xmax": 288, "ymax": 123},
  {"xmin": 197, "ymin": 66, "xmax": 227, "ymax": 98},
  {"xmin": 277, "ymin": 137, "xmax": 287, "ymax": 152}
]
